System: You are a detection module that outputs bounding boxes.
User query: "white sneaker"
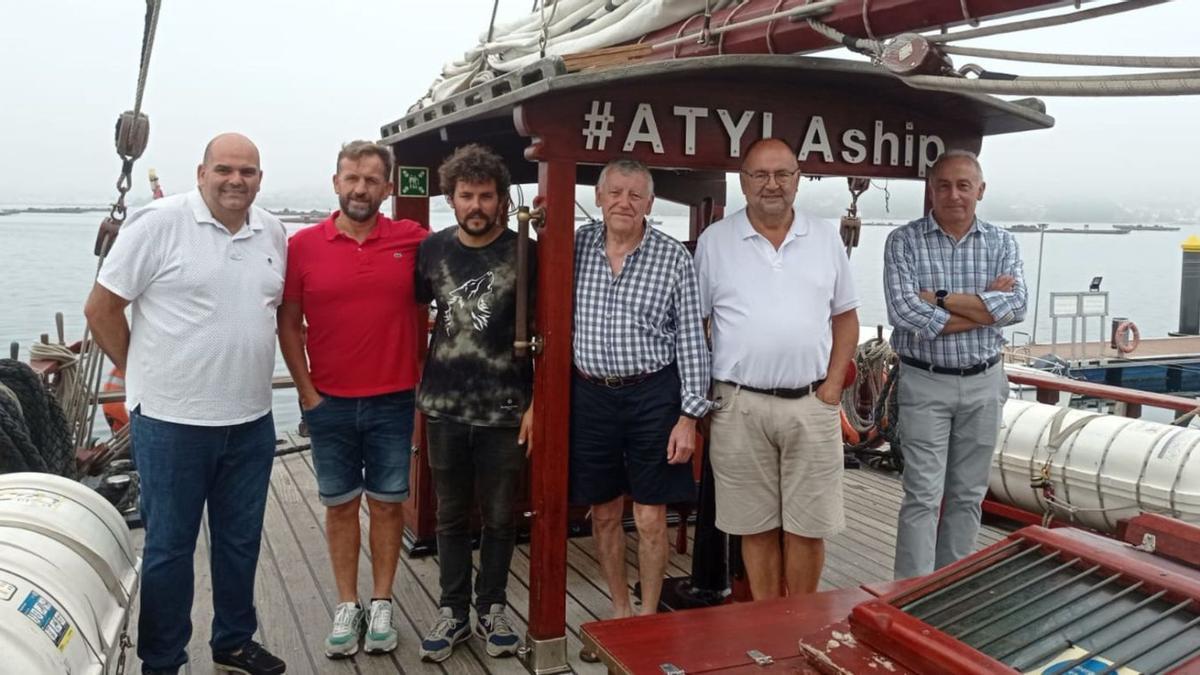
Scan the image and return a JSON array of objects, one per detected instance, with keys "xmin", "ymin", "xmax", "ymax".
[
  {"xmin": 364, "ymin": 599, "xmax": 399, "ymax": 654},
  {"xmin": 324, "ymin": 601, "xmax": 364, "ymax": 658}
]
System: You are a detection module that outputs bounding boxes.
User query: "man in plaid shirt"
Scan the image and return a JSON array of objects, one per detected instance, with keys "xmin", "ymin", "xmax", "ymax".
[
  {"xmin": 884, "ymin": 150, "xmax": 1027, "ymax": 579},
  {"xmin": 571, "ymin": 158, "xmax": 711, "ymax": 639}
]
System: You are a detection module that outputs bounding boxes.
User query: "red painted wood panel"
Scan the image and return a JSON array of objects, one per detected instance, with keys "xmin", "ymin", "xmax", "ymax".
[
  {"xmin": 526, "ymin": 159, "xmax": 576, "ymax": 641},
  {"xmin": 582, "ymin": 587, "xmax": 873, "ymax": 674},
  {"xmin": 637, "ymin": 0, "xmax": 1074, "ymax": 61}
]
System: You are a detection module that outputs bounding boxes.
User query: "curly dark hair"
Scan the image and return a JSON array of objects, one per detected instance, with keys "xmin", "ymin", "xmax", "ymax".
[{"xmin": 438, "ymin": 144, "xmax": 511, "ymax": 199}]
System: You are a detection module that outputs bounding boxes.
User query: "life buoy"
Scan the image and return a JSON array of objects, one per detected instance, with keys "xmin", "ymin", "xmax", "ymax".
[
  {"xmin": 1114, "ymin": 320, "xmax": 1140, "ymax": 354},
  {"xmin": 101, "ymin": 367, "xmax": 129, "ymax": 432}
]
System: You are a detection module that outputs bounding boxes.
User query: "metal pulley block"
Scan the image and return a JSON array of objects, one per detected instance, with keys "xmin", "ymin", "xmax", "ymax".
[
  {"xmin": 94, "ymin": 216, "xmax": 123, "ymax": 257},
  {"xmin": 839, "ymin": 214, "xmax": 862, "ymax": 250},
  {"xmin": 114, "ymin": 110, "xmax": 150, "ymax": 160},
  {"xmin": 880, "ymin": 33, "xmax": 954, "ymax": 76}
]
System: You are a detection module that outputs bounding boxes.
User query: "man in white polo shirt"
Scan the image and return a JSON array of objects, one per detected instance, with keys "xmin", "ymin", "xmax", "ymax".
[
  {"xmin": 84, "ymin": 133, "xmax": 287, "ymax": 675},
  {"xmin": 695, "ymin": 138, "xmax": 859, "ymax": 600}
]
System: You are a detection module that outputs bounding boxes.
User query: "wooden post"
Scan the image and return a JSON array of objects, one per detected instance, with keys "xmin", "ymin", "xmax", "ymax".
[
  {"xmin": 526, "ymin": 158, "xmax": 575, "ymax": 673},
  {"xmin": 392, "ymin": 171, "xmax": 439, "ymax": 555}
]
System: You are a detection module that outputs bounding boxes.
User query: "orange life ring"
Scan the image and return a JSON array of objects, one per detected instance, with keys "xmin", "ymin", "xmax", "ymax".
[
  {"xmin": 101, "ymin": 367, "xmax": 129, "ymax": 432},
  {"xmin": 1114, "ymin": 320, "xmax": 1140, "ymax": 354}
]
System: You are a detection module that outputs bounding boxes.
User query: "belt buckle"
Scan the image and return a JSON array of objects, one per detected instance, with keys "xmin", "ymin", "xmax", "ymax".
[{"xmin": 603, "ymin": 375, "xmax": 623, "ymax": 388}]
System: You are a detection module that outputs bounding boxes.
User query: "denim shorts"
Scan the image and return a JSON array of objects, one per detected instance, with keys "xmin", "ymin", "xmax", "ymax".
[{"xmin": 302, "ymin": 390, "xmax": 415, "ymax": 506}]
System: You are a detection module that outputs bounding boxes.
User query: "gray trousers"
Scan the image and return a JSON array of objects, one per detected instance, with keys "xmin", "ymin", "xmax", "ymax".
[{"xmin": 893, "ymin": 362, "xmax": 1007, "ymax": 579}]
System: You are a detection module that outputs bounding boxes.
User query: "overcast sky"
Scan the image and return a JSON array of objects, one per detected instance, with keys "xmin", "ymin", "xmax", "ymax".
[{"xmin": 1, "ymin": 1, "xmax": 1197, "ymax": 211}]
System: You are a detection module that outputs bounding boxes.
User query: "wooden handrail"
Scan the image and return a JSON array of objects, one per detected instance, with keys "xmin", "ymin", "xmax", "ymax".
[{"xmin": 1007, "ymin": 369, "xmax": 1200, "ymax": 418}]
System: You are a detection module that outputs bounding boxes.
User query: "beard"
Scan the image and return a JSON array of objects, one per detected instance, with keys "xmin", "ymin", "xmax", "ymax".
[
  {"xmin": 457, "ymin": 209, "xmax": 499, "ymax": 237},
  {"xmin": 339, "ymin": 193, "xmax": 381, "ymax": 223}
]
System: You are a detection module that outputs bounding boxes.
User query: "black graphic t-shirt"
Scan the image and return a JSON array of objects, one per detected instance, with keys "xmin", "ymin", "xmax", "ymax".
[{"xmin": 415, "ymin": 227, "xmax": 536, "ymax": 427}]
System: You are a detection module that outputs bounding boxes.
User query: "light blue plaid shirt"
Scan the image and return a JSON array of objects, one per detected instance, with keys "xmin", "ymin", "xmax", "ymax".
[
  {"xmin": 573, "ymin": 221, "xmax": 712, "ymax": 417},
  {"xmin": 883, "ymin": 215, "xmax": 1027, "ymax": 369}
]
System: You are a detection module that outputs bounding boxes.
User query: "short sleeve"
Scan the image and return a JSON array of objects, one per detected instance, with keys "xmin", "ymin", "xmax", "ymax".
[{"xmin": 96, "ymin": 210, "xmax": 165, "ymax": 301}]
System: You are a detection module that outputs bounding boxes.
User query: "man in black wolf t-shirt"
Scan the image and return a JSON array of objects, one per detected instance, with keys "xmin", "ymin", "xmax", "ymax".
[{"xmin": 414, "ymin": 144, "xmax": 535, "ymax": 663}]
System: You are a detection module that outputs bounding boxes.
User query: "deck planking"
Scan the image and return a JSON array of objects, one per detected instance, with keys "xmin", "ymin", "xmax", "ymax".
[{"xmin": 123, "ymin": 453, "xmax": 1014, "ymax": 674}]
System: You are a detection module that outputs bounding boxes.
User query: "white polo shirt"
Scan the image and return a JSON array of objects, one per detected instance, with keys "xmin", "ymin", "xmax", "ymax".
[
  {"xmin": 695, "ymin": 207, "xmax": 860, "ymax": 389},
  {"xmin": 97, "ymin": 190, "xmax": 287, "ymax": 426}
]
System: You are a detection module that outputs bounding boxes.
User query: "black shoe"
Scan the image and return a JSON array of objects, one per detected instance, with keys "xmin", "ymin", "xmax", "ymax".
[{"xmin": 212, "ymin": 640, "xmax": 286, "ymax": 674}]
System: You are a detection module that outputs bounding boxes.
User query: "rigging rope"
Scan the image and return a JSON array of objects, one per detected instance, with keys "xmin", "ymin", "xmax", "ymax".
[
  {"xmin": 898, "ymin": 73, "xmax": 1200, "ymax": 96},
  {"xmin": 928, "ymin": 0, "xmax": 1169, "ymax": 44},
  {"xmin": 940, "ymin": 45, "xmax": 1200, "ymax": 69}
]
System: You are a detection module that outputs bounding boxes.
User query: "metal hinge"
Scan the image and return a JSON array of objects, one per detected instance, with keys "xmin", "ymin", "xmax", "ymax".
[{"xmin": 747, "ymin": 649, "xmax": 774, "ymax": 666}]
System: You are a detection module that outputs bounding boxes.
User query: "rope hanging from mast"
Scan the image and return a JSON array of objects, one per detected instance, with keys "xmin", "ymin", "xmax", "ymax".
[{"xmin": 67, "ymin": 0, "xmax": 163, "ymax": 462}]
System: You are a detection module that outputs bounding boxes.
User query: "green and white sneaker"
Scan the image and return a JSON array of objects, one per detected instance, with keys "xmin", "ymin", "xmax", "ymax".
[
  {"xmin": 475, "ymin": 604, "xmax": 520, "ymax": 657},
  {"xmin": 325, "ymin": 601, "xmax": 365, "ymax": 658},
  {"xmin": 364, "ymin": 599, "xmax": 399, "ymax": 654}
]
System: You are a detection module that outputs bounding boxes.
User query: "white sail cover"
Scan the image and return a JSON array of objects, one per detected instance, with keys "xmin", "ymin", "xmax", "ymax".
[{"xmin": 413, "ymin": 0, "xmax": 738, "ymax": 111}]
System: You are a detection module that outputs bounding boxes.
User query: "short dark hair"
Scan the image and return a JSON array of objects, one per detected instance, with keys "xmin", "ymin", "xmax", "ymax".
[
  {"xmin": 337, "ymin": 140, "xmax": 393, "ymax": 176},
  {"xmin": 438, "ymin": 144, "xmax": 511, "ymax": 198}
]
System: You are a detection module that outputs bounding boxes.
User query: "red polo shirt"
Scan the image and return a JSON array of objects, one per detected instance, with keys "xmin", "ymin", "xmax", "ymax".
[{"xmin": 283, "ymin": 213, "xmax": 428, "ymax": 396}]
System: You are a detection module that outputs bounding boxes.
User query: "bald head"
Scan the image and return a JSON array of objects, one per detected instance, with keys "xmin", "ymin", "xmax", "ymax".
[
  {"xmin": 202, "ymin": 132, "xmax": 260, "ymax": 167},
  {"xmin": 742, "ymin": 137, "xmax": 797, "ymax": 168},
  {"xmin": 739, "ymin": 137, "xmax": 800, "ymax": 222},
  {"xmin": 197, "ymin": 132, "xmax": 263, "ymax": 229}
]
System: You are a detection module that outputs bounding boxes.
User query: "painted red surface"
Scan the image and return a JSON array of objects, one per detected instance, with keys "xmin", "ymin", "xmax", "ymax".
[{"xmin": 636, "ymin": 0, "xmax": 1074, "ymax": 61}]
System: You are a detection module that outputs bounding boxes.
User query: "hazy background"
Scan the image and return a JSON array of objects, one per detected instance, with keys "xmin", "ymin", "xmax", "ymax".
[{"xmin": 1, "ymin": 0, "xmax": 1197, "ymax": 222}]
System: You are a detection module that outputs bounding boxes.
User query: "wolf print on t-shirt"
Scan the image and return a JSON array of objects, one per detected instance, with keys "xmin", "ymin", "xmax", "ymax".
[{"xmin": 445, "ymin": 270, "xmax": 494, "ymax": 333}]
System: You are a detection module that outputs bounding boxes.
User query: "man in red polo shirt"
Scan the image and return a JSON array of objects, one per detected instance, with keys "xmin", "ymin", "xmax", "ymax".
[{"xmin": 278, "ymin": 140, "xmax": 427, "ymax": 659}]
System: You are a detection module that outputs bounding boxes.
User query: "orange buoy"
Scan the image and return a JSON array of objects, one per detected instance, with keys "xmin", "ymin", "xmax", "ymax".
[
  {"xmin": 1114, "ymin": 320, "xmax": 1141, "ymax": 354},
  {"xmin": 101, "ymin": 367, "xmax": 129, "ymax": 432}
]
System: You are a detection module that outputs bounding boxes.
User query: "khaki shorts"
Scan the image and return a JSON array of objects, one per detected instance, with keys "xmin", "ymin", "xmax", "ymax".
[{"xmin": 708, "ymin": 381, "xmax": 845, "ymax": 538}]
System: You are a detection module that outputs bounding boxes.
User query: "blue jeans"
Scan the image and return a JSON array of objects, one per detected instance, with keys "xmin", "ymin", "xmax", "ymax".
[
  {"xmin": 303, "ymin": 390, "xmax": 415, "ymax": 506},
  {"xmin": 130, "ymin": 408, "xmax": 275, "ymax": 672}
]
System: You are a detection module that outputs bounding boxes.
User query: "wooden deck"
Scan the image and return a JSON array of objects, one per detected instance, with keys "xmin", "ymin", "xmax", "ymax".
[
  {"xmin": 124, "ymin": 450, "xmax": 1011, "ymax": 674},
  {"xmin": 1021, "ymin": 336, "xmax": 1200, "ymax": 362}
]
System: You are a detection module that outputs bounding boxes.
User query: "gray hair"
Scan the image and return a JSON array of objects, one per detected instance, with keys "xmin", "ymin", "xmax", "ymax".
[
  {"xmin": 597, "ymin": 158, "xmax": 654, "ymax": 196},
  {"xmin": 929, "ymin": 149, "xmax": 984, "ymax": 182}
]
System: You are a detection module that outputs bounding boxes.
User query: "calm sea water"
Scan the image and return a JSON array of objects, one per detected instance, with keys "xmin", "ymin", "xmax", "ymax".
[{"xmin": 2, "ymin": 210, "xmax": 1196, "ymax": 434}]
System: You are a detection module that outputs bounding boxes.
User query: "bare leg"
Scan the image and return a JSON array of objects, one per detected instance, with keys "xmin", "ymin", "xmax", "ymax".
[
  {"xmin": 632, "ymin": 503, "xmax": 668, "ymax": 615},
  {"xmin": 326, "ymin": 496, "xmax": 362, "ymax": 603},
  {"xmin": 740, "ymin": 529, "xmax": 783, "ymax": 600},
  {"xmin": 367, "ymin": 497, "xmax": 405, "ymax": 599},
  {"xmin": 591, "ymin": 497, "xmax": 633, "ymax": 618},
  {"xmin": 783, "ymin": 533, "xmax": 824, "ymax": 595}
]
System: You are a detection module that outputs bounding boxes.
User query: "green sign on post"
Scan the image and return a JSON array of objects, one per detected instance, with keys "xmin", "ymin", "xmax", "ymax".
[{"xmin": 398, "ymin": 166, "xmax": 428, "ymax": 198}]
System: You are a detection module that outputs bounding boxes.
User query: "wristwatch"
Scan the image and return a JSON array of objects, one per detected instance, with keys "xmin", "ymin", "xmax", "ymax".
[{"xmin": 935, "ymin": 289, "xmax": 948, "ymax": 309}]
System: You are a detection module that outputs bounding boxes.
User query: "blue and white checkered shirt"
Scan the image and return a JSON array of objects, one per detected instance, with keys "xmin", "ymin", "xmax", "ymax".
[
  {"xmin": 573, "ymin": 221, "xmax": 712, "ymax": 417},
  {"xmin": 883, "ymin": 215, "xmax": 1027, "ymax": 369}
]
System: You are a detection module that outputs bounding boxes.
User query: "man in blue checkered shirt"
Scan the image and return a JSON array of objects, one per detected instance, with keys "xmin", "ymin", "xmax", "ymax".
[
  {"xmin": 883, "ymin": 150, "xmax": 1027, "ymax": 580},
  {"xmin": 570, "ymin": 158, "xmax": 711, "ymax": 633}
]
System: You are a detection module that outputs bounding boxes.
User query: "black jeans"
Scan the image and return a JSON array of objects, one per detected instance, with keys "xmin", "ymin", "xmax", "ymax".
[{"xmin": 426, "ymin": 416, "xmax": 525, "ymax": 616}]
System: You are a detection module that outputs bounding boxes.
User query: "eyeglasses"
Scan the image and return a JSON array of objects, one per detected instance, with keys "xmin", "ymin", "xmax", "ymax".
[{"xmin": 740, "ymin": 169, "xmax": 800, "ymax": 186}]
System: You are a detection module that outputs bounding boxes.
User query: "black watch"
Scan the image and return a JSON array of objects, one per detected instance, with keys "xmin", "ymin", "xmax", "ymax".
[{"xmin": 935, "ymin": 289, "xmax": 948, "ymax": 308}]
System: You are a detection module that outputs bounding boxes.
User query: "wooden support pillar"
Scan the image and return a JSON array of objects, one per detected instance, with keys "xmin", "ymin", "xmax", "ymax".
[
  {"xmin": 526, "ymin": 158, "xmax": 575, "ymax": 674},
  {"xmin": 392, "ymin": 175, "xmax": 439, "ymax": 555}
]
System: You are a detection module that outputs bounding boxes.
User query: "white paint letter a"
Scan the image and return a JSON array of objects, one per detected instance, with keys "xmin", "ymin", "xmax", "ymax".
[{"xmin": 623, "ymin": 103, "xmax": 665, "ymax": 154}]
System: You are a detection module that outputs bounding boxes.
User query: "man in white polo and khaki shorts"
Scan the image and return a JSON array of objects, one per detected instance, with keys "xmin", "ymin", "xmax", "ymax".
[{"xmin": 695, "ymin": 138, "xmax": 860, "ymax": 600}]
